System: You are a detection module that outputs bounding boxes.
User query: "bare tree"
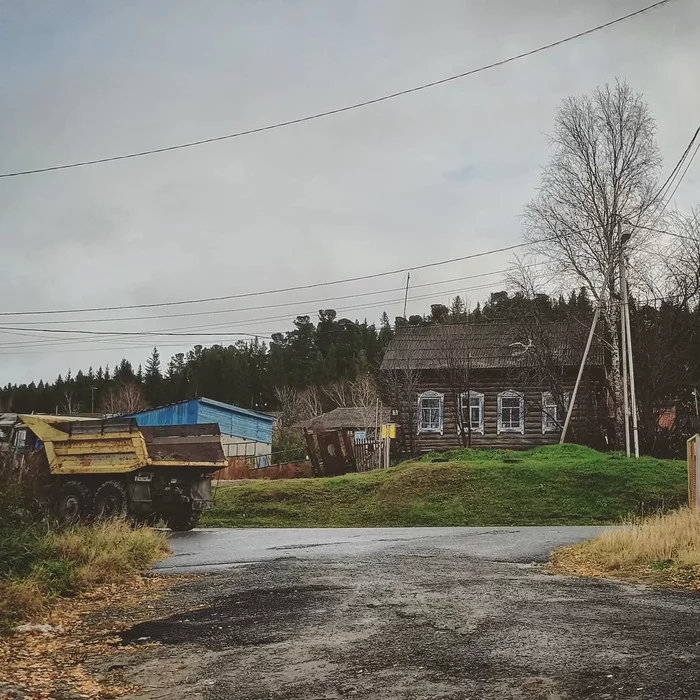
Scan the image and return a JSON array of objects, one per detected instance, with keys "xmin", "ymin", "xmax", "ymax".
[
  {"xmin": 663, "ymin": 209, "xmax": 700, "ymax": 304},
  {"xmin": 381, "ymin": 351, "xmax": 422, "ymax": 455},
  {"xmin": 523, "ymin": 80, "xmax": 662, "ymax": 446},
  {"xmin": 60, "ymin": 389, "xmax": 80, "ymax": 415},
  {"xmin": 348, "ymin": 374, "xmax": 381, "ymax": 437},
  {"xmin": 435, "ymin": 325, "xmax": 472, "ymax": 446},
  {"xmin": 100, "ymin": 382, "xmax": 148, "ymax": 415},
  {"xmin": 323, "ymin": 380, "xmax": 350, "ymax": 409},
  {"xmin": 273, "ymin": 385, "xmax": 303, "ymax": 427},
  {"xmin": 299, "ymin": 386, "xmax": 323, "ymax": 420}
]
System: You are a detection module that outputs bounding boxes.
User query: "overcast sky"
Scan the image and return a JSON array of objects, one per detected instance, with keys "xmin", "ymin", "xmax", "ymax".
[{"xmin": 1, "ymin": 0, "xmax": 698, "ymax": 385}]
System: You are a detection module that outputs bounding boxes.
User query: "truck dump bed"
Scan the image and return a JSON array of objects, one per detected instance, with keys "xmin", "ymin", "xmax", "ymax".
[{"xmin": 20, "ymin": 414, "xmax": 226, "ymax": 475}]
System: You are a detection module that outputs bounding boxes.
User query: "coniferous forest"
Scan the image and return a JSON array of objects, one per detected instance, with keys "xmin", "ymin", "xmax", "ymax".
[{"xmin": 2, "ymin": 289, "xmax": 699, "ymax": 456}]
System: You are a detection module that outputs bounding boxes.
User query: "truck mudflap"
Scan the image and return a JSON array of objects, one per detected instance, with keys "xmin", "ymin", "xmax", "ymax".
[{"xmin": 191, "ymin": 476, "xmax": 214, "ymax": 511}]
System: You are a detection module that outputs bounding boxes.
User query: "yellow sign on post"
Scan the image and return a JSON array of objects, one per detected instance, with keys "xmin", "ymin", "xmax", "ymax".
[{"xmin": 381, "ymin": 424, "xmax": 396, "ymax": 439}]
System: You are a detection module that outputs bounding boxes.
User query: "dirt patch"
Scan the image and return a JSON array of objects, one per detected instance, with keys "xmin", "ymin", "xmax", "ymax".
[{"xmin": 120, "ymin": 584, "xmax": 350, "ymax": 650}]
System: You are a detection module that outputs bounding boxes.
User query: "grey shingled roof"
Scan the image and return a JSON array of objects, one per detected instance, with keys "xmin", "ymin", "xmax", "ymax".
[
  {"xmin": 294, "ymin": 406, "xmax": 392, "ymax": 430},
  {"xmin": 380, "ymin": 321, "xmax": 604, "ymax": 371}
]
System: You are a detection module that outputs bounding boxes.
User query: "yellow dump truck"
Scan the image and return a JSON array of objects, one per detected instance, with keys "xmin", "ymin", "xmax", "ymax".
[{"xmin": 15, "ymin": 414, "xmax": 226, "ymax": 530}]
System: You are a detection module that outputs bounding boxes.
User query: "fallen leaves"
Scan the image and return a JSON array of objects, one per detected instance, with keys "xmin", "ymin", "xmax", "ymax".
[
  {"xmin": 550, "ymin": 544, "xmax": 700, "ymax": 590},
  {"xmin": 0, "ymin": 574, "xmax": 181, "ymax": 700}
]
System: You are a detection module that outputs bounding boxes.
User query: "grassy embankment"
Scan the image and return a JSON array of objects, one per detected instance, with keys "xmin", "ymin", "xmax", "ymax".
[
  {"xmin": 551, "ymin": 507, "xmax": 700, "ymax": 589},
  {"xmin": 0, "ymin": 515, "xmax": 170, "ymax": 630},
  {"xmin": 204, "ymin": 444, "xmax": 686, "ymax": 528}
]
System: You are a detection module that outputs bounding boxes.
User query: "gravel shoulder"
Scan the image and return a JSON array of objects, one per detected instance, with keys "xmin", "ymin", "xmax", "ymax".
[{"xmin": 103, "ymin": 528, "xmax": 700, "ymax": 700}]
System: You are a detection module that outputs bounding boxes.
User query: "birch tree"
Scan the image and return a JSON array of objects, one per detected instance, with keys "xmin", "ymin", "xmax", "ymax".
[{"xmin": 523, "ymin": 80, "xmax": 662, "ymax": 446}]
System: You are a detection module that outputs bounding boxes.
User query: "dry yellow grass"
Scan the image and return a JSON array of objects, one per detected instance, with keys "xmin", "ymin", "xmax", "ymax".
[
  {"xmin": 0, "ymin": 520, "xmax": 170, "ymax": 627},
  {"xmin": 48, "ymin": 520, "xmax": 171, "ymax": 585},
  {"xmin": 551, "ymin": 508, "xmax": 700, "ymax": 589}
]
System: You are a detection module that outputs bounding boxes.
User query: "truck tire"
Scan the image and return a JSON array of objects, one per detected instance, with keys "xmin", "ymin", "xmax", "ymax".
[
  {"xmin": 165, "ymin": 509, "xmax": 201, "ymax": 532},
  {"xmin": 94, "ymin": 480, "xmax": 128, "ymax": 520},
  {"xmin": 55, "ymin": 481, "xmax": 92, "ymax": 525}
]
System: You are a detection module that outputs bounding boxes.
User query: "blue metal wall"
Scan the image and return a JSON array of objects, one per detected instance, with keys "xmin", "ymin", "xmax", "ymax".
[
  {"xmin": 130, "ymin": 399, "xmax": 199, "ymax": 427},
  {"xmin": 197, "ymin": 399, "xmax": 273, "ymax": 444},
  {"xmin": 129, "ymin": 398, "xmax": 273, "ymax": 445}
]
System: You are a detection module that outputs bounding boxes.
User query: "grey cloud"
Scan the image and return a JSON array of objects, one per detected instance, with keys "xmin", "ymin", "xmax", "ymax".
[{"xmin": 1, "ymin": 0, "xmax": 698, "ymax": 384}]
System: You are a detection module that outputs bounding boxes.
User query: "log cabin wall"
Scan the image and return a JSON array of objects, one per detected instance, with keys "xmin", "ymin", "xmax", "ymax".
[{"xmin": 393, "ymin": 368, "xmax": 603, "ymax": 453}]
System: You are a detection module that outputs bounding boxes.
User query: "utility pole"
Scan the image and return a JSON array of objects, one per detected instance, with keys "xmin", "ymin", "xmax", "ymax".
[
  {"xmin": 402, "ymin": 272, "xmax": 411, "ymax": 319},
  {"xmin": 620, "ymin": 254, "xmax": 631, "ymax": 459},
  {"xmin": 91, "ymin": 386, "xmax": 97, "ymax": 414},
  {"xmin": 620, "ymin": 226, "xmax": 640, "ymax": 458},
  {"xmin": 561, "ymin": 259, "xmax": 615, "ymax": 444}
]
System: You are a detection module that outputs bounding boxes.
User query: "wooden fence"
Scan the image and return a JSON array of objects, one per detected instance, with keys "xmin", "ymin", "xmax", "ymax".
[{"xmin": 689, "ymin": 434, "xmax": 699, "ymax": 510}]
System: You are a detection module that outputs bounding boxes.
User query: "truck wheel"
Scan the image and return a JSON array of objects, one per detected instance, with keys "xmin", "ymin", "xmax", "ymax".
[
  {"xmin": 94, "ymin": 480, "xmax": 128, "ymax": 520},
  {"xmin": 165, "ymin": 510, "xmax": 201, "ymax": 532},
  {"xmin": 54, "ymin": 481, "xmax": 92, "ymax": 525}
]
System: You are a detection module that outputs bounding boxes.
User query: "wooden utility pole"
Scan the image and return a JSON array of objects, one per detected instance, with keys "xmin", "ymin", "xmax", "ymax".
[
  {"xmin": 620, "ymin": 263, "xmax": 631, "ymax": 458},
  {"xmin": 620, "ymin": 252, "xmax": 639, "ymax": 459},
  {"xmin": 560, "ymin": 263, "xmax": 613, "ymax": 445},
  {"xmin": 402, "ymin": 272, "xmax": 411, "ymax": 319}
]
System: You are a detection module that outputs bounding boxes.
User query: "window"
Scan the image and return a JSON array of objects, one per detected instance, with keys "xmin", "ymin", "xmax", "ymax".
[
  {"xmin": 417, "ymin": 391, "xmax": 444, "ymax": 434},
  {"xmin": 459, "ymin": 391, "xmax": 484, "ymax": 434},
  {"xmin": 542, "ymin": 392, "xmax": 569, "ymax": 433},
  {"xmin": 497, "ymin": 391, "xmax": 524, "ymax": 434}
]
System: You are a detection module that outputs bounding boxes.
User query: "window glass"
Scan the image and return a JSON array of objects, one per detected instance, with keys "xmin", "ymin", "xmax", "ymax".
[
  {"xmin": 418, "ymin": 393, "xmax": 443, "ymax": 433},
  {"xmin": 498, "ymin": 392, "xmax": 524, "ymax": 433},
  {"xmin": 460, "ymin": 392, "xmax": 484, "ymax": 433}
]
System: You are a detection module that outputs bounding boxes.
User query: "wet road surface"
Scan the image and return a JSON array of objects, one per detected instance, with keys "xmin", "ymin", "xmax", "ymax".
[{"xmin": 116, "ymin": 527, "xmax": 700, "ymax": 699}]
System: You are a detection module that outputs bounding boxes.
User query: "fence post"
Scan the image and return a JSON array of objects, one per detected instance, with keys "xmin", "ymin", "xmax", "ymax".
[{"xmin": 689, "ymin": 434, "xmax": 700, "ymax": 511}]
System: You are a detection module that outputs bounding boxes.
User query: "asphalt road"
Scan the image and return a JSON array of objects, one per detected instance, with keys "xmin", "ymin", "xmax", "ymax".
[
  {"xmin": 155, "ymin": 526, "xmax": 610, "ymax": 572},
  {"xmin": 116, "ymin": 527, "xmax": 700, "ymax": 700}
]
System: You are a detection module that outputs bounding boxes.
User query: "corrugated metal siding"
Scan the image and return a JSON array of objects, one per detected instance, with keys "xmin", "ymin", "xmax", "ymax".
[
  {"xmin": 129, "ymin": 399, "xmax": 273, "ymax": 445},
  {"xmin": 197, "ymin": 402, "xmax": 273, "ymax": 445},
  {"xmin": 131, "ymin": 400, "xmax": 198, "ymax": 427}
]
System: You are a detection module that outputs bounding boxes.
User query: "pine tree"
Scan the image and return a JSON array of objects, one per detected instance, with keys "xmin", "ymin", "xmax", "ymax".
[{"xmin": 144, "ymin": 347, "xmax": 163, "ymax": 406}]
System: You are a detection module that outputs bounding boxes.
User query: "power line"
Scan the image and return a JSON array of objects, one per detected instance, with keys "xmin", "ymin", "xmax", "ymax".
[
  {"xmin": 0, "ymin": 279, "xmax": 508, "ymax": 349},
  {"xmin": 663, "ymin": 137, "xmax": 700, "ymax": 204},
  {"xmin": 630, "ymin": 223, "xmax": 699, "ymax": 242},
  {"xmin": 4, "ymin": 263, "xmax": 546, "ymax": 326},
  {"xmin": 649, "ymin": 125, "xmax": 700, "ymax": 206},
  {"xmin": 0, "ymin": 0, "xmax": 675, "ymax": 179},
  {"xmin": 0, "ymin": 326, "xmax": 272, "ymax": 340},
  {"xmin": 0, "ymin": 241, "xmax": 541, "ymax": 316}
]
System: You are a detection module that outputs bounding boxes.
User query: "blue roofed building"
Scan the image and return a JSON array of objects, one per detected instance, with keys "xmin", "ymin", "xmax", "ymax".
[{"xmin": 126, "ymin": 397, "xmax": 274, "ymax": 462}]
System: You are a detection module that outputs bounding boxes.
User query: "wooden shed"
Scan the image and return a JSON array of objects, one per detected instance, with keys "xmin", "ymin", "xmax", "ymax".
[{"xmin": 380, "ymin": 321, "xmax": 605, "ymax": 453}]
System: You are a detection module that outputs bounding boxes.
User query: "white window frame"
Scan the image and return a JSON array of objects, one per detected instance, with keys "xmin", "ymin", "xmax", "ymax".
[
  {"xmin": 417, "ymin": 390, "xmax": 444, "ymax": 434},
  {"xmin": 541, "ymin": 391, "xmax": 570, "ymax": 434},
  {"xmin": 497, "ymin": 390, "xmax": 525, "ymax": 434},
  {"xmin": 459, "ymin": 391, "xmax": 484, "ymax": 435}
]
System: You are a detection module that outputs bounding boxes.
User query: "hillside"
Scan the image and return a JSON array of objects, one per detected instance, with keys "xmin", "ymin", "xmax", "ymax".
[{"xmin": 203, "ymin": 445, "xmax": 687, "ymax": 528}]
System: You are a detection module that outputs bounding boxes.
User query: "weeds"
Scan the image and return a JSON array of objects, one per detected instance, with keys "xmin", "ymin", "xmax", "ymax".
[
  {"xmin": 0, "ymin": 520, "xmax": 169, "ymax": 630},
  {"xmin": 0, "ymin": 450, "xmax": 170, "ymax": 629},
  {"xmin": 551, "ymin": 508, "xmax": 700, "ymax": 589},
  {"xmin": 575, "ymin": 508, "xmax": 700, "ymax": 570}
]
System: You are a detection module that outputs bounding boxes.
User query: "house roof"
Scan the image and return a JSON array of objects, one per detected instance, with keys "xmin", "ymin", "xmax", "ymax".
[
  {"xmin": 0, "ymin": 413, "xmax": 18, "ymax": 428},
  {"xmin": 127, "ymin": 397, "xmax": 274, "ymax": 423},
  {"xmin": 294, "ymin": 406, "xmax": 393, "ymax": 431},
  {"xmin": 380, "ymin": 321, "xmax": 604, "ymax": 371}
]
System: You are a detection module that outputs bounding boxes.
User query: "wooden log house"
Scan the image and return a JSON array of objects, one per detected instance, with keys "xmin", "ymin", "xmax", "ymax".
[{"xmin": 380, "ymin": 322, "xmax": 605, "ymax": 452}]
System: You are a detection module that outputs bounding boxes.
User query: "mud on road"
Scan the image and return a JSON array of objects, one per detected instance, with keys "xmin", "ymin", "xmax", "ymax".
[{"xmin": 111, "ymin": 543, "xmax": 700, "ymax": 700}]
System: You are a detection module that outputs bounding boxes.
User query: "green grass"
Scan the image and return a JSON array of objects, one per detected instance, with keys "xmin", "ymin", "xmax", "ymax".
[
  {"xmin": 0, "ymin": 516, "xmax": 169, "ymax": 630},
  {"xmin": 204, "ymin": 444, "xmax": 687, "ymax": 528}
]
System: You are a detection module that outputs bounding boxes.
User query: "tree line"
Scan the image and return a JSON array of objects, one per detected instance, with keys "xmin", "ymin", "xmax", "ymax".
[
  {"xmin": 2, "ymin": 285, "xmax": 698, "ymax": 456},
  {"xmin": 0, "ymin": 290, "xmax": 592, "ymax": 418}
]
